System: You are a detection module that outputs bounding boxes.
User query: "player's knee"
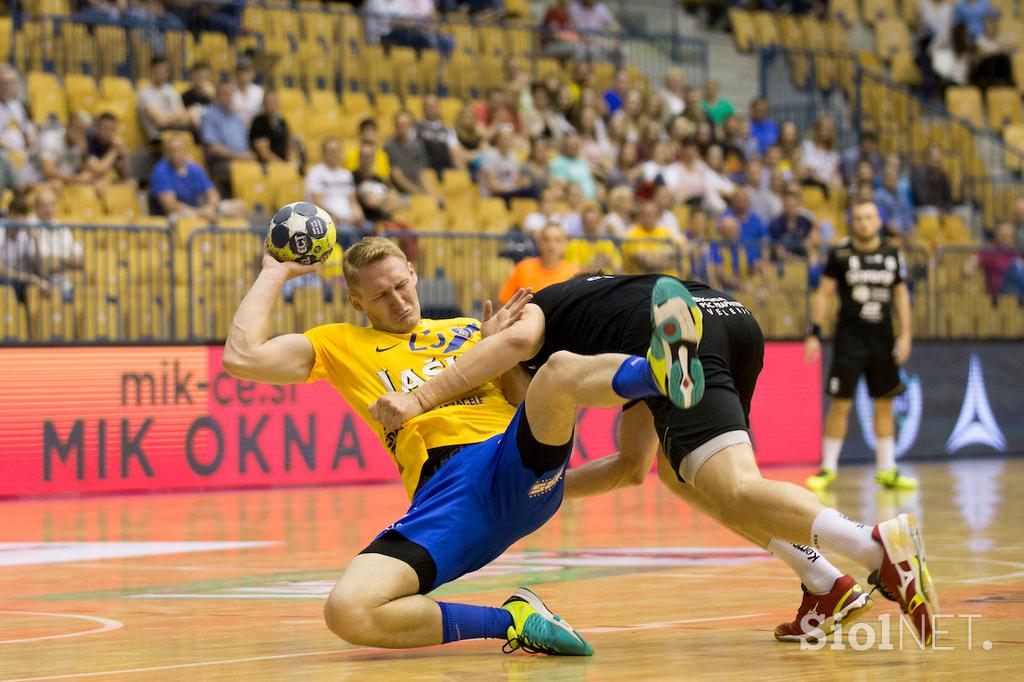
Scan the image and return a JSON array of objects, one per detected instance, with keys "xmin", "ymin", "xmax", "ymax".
[
  {"xmin": 829, "ymin": 398, "xmax": 853, "ymax": 417},
  {"xmin": 534, "ymin": 350, "xmax": 578, "ymax": 389},
  {"xmin": 323, "ymin": 587, "xmax": 376, "ymax": 644}
]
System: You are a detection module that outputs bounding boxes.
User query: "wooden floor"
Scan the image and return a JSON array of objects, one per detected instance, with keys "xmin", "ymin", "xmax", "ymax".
[{"xmin": 1, "ymin": 459, "xmax": 1022, "ymax": 681}]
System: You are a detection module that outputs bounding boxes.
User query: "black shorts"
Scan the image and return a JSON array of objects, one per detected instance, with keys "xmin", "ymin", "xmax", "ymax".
[
  {"xmin": 639, "ymin": 302, "xmax": 765, "ymax": 483},
  {"xmin": 828, "ymin": 330, "xmax": 905, "ymax": 399}
]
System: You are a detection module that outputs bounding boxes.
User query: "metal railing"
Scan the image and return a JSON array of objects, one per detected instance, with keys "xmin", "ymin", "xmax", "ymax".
[{"xmin": 5, "ymin": 221, "xmax": 1002, "ymax": 345}]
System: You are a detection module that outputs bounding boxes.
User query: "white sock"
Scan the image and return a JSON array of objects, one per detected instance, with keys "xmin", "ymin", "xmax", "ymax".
[
  {"xmin": 767, "ymin": 538, "xmax": 844, "ymax": 595},
  {"xmin": 810, "ymin": 508, "xmax": 883, "ymax": 571},
  {"xmin": 876, "ymin": 436, "xmax": 895, "ymax": 471},
  {"xmin": 821, "ymin": 437, "xmax": 842, "ymax": 472}
]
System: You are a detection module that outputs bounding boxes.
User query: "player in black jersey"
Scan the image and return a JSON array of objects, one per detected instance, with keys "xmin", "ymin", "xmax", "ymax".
[
  {"xmin": 370, "ymin": 274, "xmax": 937, "ymax": 645},
  {"xmin": 805, "ymin": 199, "xmax": 917, "ymax": 492}
]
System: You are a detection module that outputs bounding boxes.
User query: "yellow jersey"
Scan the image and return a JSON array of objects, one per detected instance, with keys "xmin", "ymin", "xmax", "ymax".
[{"xmin": 304, "ymin": 317, "xmax": 517, "ymax": 499}]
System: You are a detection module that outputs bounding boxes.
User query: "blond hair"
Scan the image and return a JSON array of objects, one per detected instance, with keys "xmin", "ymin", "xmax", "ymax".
[{"xmin": 342, "ymin": 236, "xmax": 407, "ymax": 289}]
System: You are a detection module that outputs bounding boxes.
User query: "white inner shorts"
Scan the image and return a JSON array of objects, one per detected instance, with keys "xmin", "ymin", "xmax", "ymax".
[{"xmin": 679, "ymin": 430, "xmax": 752, "ymax": 483}]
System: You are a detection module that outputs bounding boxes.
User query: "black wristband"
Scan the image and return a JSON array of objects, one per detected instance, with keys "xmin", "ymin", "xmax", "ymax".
[{"xmin": 807, "ymin": 323, "xmax": 822, "ymax": 340}]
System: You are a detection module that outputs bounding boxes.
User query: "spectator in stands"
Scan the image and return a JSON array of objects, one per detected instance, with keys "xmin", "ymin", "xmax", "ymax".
[
  {"xmin": 567, "ymin": 201, "xmax": 623, "ymax": 272},
  {"xmin": 37, "ymin": 112, "xmax": 92, "ymax": 187},
  {"xmin": 778, "ymin": 120, "xmax": 801, "ymax": 160},
  {"xmin": 0, "ymin": 66, "xmax": 35, "ymax": 169},
  {"xmin": 232, "ymin": 59, "xmax": 264, "ymax": 130},
  {"xmin": 542, "ymin": 0, "xmax": 584, "ymax": 60},
  {"xmin": 918, "ymin": 0, "xmax": 954, "ymax": 50},
  {"xmin": 416, "ymin": 95, "xmax": 462, "ymax": 178},
  {"xmin": 660, "ymin": 67, "xmax": 687, "ymax": 119},
  {"xmin": 724, "ymin": 187, "xmax": 769, "ymax": 249},
  {"xmin": 721, "ymin": 114, "xmax": 758, "ymax": 169},
  {"xmin": 354, "ymin": 141, "xmax": 398, "ymax": 225},
  {"xmin": 577, "ymin": 105, "xmax": 614, "ymax": 182},
  {"xmin": 0, "ymin": 147, "xmax": 18, "ymax": 195},
  {"xmin": 682, "ymin": 86, "xmax": 710, "ymax": 127},
  {"xmin": 525, "ymin": 82, "xmax": 575, "ymax": 143},
  {"xmin": 29, "ymin": 186, "xmax": 83, "ymax": 300},
  {"xmin": 521, "ymin": 136, "xmax": 553, "ymax": 192},
  {"xmin": 607, "ymin": 140, "xmax": 644, "ymax": 188},
  {"xmin": 480, "ymin": 125, "xmax": 536, "ymax": 204},
  {"xmin": 910, "ymin": 144, "xmax": 953, "ymax": 214},
  {"xmin": 454, "ymin": 105, "xmax": 485, "ymax": 166},
  {"xmin": 523, "ymin": 185, "xmax": 565, "ymax": 236},
  {"xmin": 249, "ymin": 90, "xmax": 296, "ymax": 165},
  {"xmin": 570, "ymin": 0, "xmax": 621, "ymax": 60},
  {"xmin": 746, "ymin": 159, "xmax": 782, "ymax": 220},
  {"xmin": 622, "ymin": 200, "xmax": 685, "ymax": 276},
  {"xmin": 800, "ymin": 115, "xmax": 842, "ymax": 196},
  {"xmin": 474, "ymin": 88, "xmax": 520, "ymax": 143},
  {"xmin": 549, "ymin": 133, "xmax": 598, "ymax": 200},
  {"xmin": 931, "ymin": 21, "xmax": 971, "ymax": 87},
  {"xmin": 151, "ymin": 136, "xmax": 245, "ymax": 222},
  {"xmin": 749, "ymin": 97, "xmax": 778, "ymax": 155},
  {"xmin": 306, "ymin": 137, "xmax": 363, "ymax": 229},
  {"xmin": 840, "ymin": 130, "xmax": 881, "ymax": 188},
  {"xmin": 875, "ymin": 165, "xmax": 915, "ymax": 234},
  {"xmin": 641, "ymin": 140, "xmax": 682, "ymax": 193},
  {"xmin": 979, "ymin": 221, "xmax": 1024, "ymax": 304},
  {"xmin": 604, "ymin": 68, "xmax": 632, "ymax": 115},
  {"xmin": 769, "ymin": 183, "xmax": 815, "ymax": 259},
  {"xmin": 953, "ymin": 0, "xmax": 996, "ymax": 41},
  {"xmin": 707, "ymin": 214, "xmax": 759, "ymax": 295},
  {"xmin": 499, "ymin": 223, "xmax": 579, "ymax": 303},
  {"xmin": 560, "ymin": 181, "xmax": 587, "ymax": 237},
  {"xmin": 971, "ymin": 15, "xmax": 1014, "ymax": 89},
  {"xmin": 137, "ymin": 56, "xmax": 191, "ymax": 146},
  {"xmin": 85, "ymin": 111, "xmax": 130, "ymax": 182},
  {"xmin": 345, "ymin": 118, "xmax": 392, "ymax": 179},
  {"xmin": 703, "ymin": 143, "xmax": 736, "ymax": 214},
  {"xmin": 601, "ymin": 184, "xmax": 634, "ymax": 238},
  {"xmin": 384, "ymin": 110, "xmax": 432, "ymax": 197},
  {"xmin": 700, "ymin": 80, "xmax": 735, "ymax": 127},
  {"xmin": 675, "ymin": 137, "xmax": 712, "ymax": 208},
  {"xmin": 202, "ymin": 81, "xmax": 254, "ymax": 196},
  {"xmin": 182, "ymin": 61, "xmax": 215, "ymax": 130},
  {"xmin": 0, "ymin": 190, "xmax": 46, "ymax": 301},
  {"xmin": 368, "ymin": 0, "xmax": 454, "ymax": 57},
  {"xmin": 653, "ymin": 184, "xmax": 681, "ymax": 237}
]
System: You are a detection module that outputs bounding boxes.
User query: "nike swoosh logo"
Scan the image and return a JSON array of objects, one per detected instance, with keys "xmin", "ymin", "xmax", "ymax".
[{"xmin": 376, "ymin": 343, "xmax": 400, "ymax": 352}]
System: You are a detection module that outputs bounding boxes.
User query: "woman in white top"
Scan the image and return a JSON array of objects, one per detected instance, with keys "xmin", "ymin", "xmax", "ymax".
[
  {"xmin": 701, "ymin": 143, "xmax": 735, "ymax": 215},
  {"xmin": 675, "ymin": 138, "xmax": 712, "ymax": 206},
  {"xmin": 799, "ymin": 115, "xmax": 842, "ymax": 195},
  {"xmin": 577, "ymin": 105, "xmax": 614, "ymax": 182},
  {"xmin": 601, "ymin": 184, "xmax": 634, "ymax": 239}
]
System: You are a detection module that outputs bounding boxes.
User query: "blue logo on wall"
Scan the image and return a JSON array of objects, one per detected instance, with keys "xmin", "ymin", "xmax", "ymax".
[{"xmin": 855, "ymin": 372, "xmax": 923, "ymax": 458}]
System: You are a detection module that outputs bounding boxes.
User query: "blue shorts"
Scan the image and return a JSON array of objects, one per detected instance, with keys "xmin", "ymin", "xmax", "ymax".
[{"xmin": 361, "ymin": 405, "xmax": 570, "ymax": 593}]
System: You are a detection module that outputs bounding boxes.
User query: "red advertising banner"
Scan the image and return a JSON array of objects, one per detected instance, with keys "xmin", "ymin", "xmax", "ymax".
[{"xmin": 0, "ymin": 344, "xmax": 820, "ymax": 498}]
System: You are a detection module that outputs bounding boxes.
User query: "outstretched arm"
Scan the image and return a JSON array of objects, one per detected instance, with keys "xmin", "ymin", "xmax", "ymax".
[
  {"xmin": 369, "ymin": 297, "xmax": 544, "ymax": 428},
  {"xmin": 222, "ymin": 253, "xmax": 319, "ymax": 384},
  {"xmin": 564, "ymin": 401, "xmax": 659, "ymax": 498}
]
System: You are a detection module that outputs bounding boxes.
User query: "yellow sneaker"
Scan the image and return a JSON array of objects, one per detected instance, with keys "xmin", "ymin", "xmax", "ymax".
[
  {"xmin": 501, "ymin": 588, "xmax": 593, "ymax": 656},
  {"xmin": 806, "ymin": 468, "xmax": 836, "ymax": 492},
  {"xmin": 875, "ymin": 467, "xmax": 918, "ymax": 490},
  {"xmin": 648, "ymin": 277, "xmax": 705, "ymax": 409}
]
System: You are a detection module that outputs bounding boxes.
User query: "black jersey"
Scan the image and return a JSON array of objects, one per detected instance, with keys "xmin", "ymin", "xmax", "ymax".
[
  {"xmin": 823, "ymin": 238, "xmax": 906, "ymax": 336},
  {"xmin": 524, "ymin": 274, "xmax": 724, "ymax": 372}
]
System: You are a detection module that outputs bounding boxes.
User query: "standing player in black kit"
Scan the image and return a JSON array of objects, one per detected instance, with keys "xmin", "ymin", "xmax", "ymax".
[
  {"xmin": 372, "ymin": 274, "xmax": 938, "ymax": 645},
  {"xmin": 805, "ymin": 199, "xmax": 917, "ymax": 492}
]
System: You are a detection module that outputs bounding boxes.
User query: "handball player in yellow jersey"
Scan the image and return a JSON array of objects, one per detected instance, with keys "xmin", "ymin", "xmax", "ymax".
[{"xmin": 223, "ymin": 236, "xmax": 703, "ymax": 656}]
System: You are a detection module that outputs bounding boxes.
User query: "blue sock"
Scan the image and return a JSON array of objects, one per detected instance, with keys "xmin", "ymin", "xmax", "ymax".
[
  {"xmin": 438, "ymin": 602, "xmax": 513, "ymax": 643},
  {"xmin": 611, "ymin": 356, "xmax": 662, "ymax": 399}
]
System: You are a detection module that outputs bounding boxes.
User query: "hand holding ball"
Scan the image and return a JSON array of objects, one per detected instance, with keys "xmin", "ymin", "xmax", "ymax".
[{"xmin": 265, "ymin": 201, "xmax": 337, "ymax": 265}]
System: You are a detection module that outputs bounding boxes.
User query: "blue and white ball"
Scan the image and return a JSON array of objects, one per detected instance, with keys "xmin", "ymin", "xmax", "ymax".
[{"xmin": 265, "ymin": 201, "xmax": 337, "ymax": 265}]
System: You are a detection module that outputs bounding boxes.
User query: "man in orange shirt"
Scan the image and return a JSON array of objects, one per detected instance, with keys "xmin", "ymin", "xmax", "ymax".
[{"xmin": 500, "ymin": 223, "xmax": 579, "ymax": 303}]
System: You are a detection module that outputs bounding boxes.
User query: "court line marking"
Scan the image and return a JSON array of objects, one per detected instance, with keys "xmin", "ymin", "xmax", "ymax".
[
  {"xmin": 0, "ymin": 647, "xmax": 374, "ymax": 682},
  {"xmin": 0, "ymin": 611, "xmax": 123, "ymax": 645},
  {"xmin": 0, "ymin": 613, "xmax": 773, "ymax": 680},
  {"xmin": 579, "ymin": 612, "xmax": 771, "ymax": 633}
]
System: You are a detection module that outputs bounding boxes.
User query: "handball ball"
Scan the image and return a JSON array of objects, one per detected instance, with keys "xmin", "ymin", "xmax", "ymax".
[{"xmin": 265, "ymin": 201, "xmax": 337, "ymax": 265}]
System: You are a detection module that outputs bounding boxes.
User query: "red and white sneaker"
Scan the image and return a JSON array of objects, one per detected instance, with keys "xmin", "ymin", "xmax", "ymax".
[
  {"xmin": 869, "ymin": 513, "xmax": 939, "ymax": 646},
  {"xmin": 774, "ymin": 575, "xmax": 873, "ymax": 643}
]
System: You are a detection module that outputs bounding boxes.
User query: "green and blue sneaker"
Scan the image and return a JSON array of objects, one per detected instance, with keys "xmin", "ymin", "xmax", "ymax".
[
  {"xmin": 501, "ymin": 587, "xmax": 594, "ymax": 656},
  {"xmin": 648, "ymin": 276, "xmax": 705, "ymax": 409}
]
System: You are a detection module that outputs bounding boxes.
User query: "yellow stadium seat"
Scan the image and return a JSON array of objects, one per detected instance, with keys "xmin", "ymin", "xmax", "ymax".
[
  {"xmin": 828, "ymin": 0, "xmax": 859, "ymax": 25},
  {"xmin": 265, "ymin": 161, "xmax": 300, "ymax": 186},
  {"xmin": 728, "ymin": 9, "xmax": 755, "ymax": 52},
  {"xmin": 862, "ymin": 0, "xmax": 893, "ymax": 24},
  {"xmin": 0, "ymin": 285, "xmax": 28, "ymax": 341},
  {"xmin": 61, "ymin": 184, "xmax": 103, "ymax": 220},
  {"xmin": 65, "ymin": 73, "xmax": 98, "ymax": 116},
  {"xmin": 986, "ymin": 87, "xmax": 1022, "ymax": 131},
  {"xmin": 103, "ymin": 183, "xmax": 144, "ymax": 221},
  {"xmin": 891, "ymin": 50, "xmax": 921, "ymax": 86},
  {"xmin": 1003, "ymin": 123, "xmax": 1024, "ymax": 170},
  {"xmin": 439, "ymin": 96, "xmax": 462, "ymax": 126},
  {"xmin": 946, "ymin": 86, "xmax": 985, "ymax": 129},
  {"xmin": 875, "ymin": 19, "xmax": 911, "ymax": 59},
  {"xmin": 751, "ymin": 11, "xmax": 780, "ymax": 47},
  {"xmin": 230, "ymin": 160, "xmax": 264, "ymax": 198},
  {"xmin": 342, "ymin": 90, "xmax": 372, "ymax": 118}
]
